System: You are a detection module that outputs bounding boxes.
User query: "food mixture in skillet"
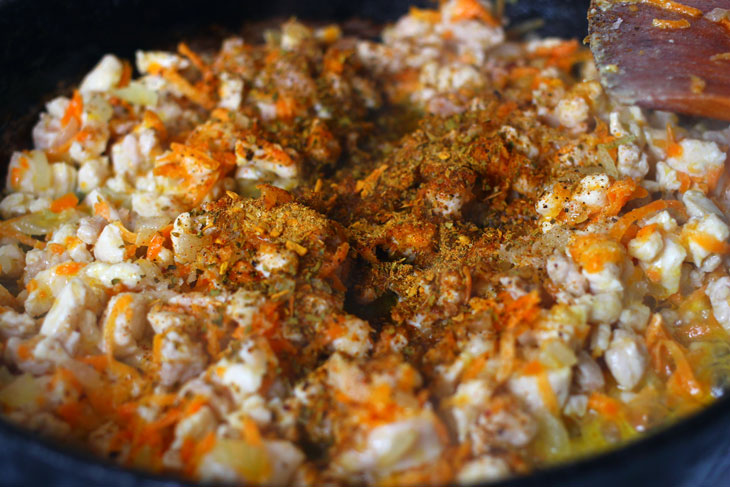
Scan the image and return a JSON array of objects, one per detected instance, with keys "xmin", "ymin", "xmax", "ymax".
[{"xmin": 1, "ymin": 1, "xmax": 730, "ymax": 485}]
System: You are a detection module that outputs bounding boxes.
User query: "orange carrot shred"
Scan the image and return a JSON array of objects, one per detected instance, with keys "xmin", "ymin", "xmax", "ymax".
[
  {"xmin": 178, "ymin": 42, "xmax": 211, "ymax": 76},
  {"xmin": 16, "ymin": 343, "xmax": 32, "ymax": 360},
  {"xmin": 450, "ymin": 0, "xmax": 499, "ymax": 26},
  {"xmin": 61, "ymin": 90, "xmax": 84, "ymax": 127},
  {"xmin": 158, "ymin": 68, "xmax": 215, "ymax": 110},
  {"xmin": 10, "ymin": 156, "xmax": 29, "ymax": 188},
  {"xmin": 609, "ymin": 200, "xmax": 684, "ymax": 241},
  {"xmin": 117, "ymin": 60, "xmax": 133, "ymax": 88},
  {"xmin": 55, "ymin": 262, "xmax": 86, "ymax": 276},
  {"xmin": 588, "ymin": 392, "xmax": 621, "ymax": 419},
  {"xmin": 242, "ymin": 417, "xmax": 263, "ymax": 447},
  {"xmin": 146, "ymin": 233, "xmax": 167, "ymax": 260},
  {"xmin": 50, "ymin": 193, "xmax": 79, "ymax": 213}
]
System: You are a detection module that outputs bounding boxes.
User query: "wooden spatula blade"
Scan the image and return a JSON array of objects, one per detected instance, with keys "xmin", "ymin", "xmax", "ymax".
[{"xmin": 588, "ymin": 0, "xmax": 730, "ymax": 120}]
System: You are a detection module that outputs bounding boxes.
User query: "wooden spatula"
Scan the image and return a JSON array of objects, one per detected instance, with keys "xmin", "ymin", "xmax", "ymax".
[{"xmin": 588, "ymin": 0, "xmax": 730, "ymax": 120}]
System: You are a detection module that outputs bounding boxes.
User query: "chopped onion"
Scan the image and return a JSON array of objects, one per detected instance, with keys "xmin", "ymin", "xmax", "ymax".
[
  {"xmin": 541, "ymin": 340, "xmax": 578, "ymax": 368},
  {"xmin": 534, "ymin": 412, "xmax": 571, "ymax": 461},
  {"xmin": 598, "ymin": 134, "xmax": 636, "ymax": 151},
  {"xmin": 597, "ymin": 146, "xmax": 619, "ymax": 179},
  {"xmin": 8, "ymin": 209, "xmax": 80, "ymax": 235},
  {"xmin": 111, "ymin": 81, "xmax": 158, "ymax": 107},
  {"xmin": 0, "ymin": 374, "xmax": 44, "ymax": 409},
  {"xmin": 205, "ymin": 438, "xmax": 271, "ymax": 483}
]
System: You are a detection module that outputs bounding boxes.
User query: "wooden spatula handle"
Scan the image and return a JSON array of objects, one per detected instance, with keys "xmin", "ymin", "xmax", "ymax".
[{"xmin": 589, "ymin": 0, "xmax": 730, "ymax": 120}]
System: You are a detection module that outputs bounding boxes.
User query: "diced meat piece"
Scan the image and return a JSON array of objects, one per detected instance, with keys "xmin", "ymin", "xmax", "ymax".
[{"xmin": 604, "ymin": 329, "xmax": 647, "ymax": 390}]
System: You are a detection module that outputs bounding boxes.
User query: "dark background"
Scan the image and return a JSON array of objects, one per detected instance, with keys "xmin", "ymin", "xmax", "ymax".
[{"xmin": 1, "ymin": 1, "xmax": 730, "ymax": 486}]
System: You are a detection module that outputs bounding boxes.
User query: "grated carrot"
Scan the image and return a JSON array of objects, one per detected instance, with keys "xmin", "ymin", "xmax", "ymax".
[
  {"xmin": 609, "ymin": 199, "xmax": 684, "ymax": 241},
  {"xmin": 117, "ymin": 60, "xmax": 132, "ymax": 88},
  {"xmin": 600, "ymin": 179, "xmax": 640, "ymax": 218},
  {"xmin": 242, "ymin": 417, "xmax": 263, "ymax": 447},
  {"xmin": 61, "ymin": 90, "xmax": 84, "ymax": 127},
  {"xmin": 536, "ymin": 369, "xmax": 559, "ymax": 414},
  {"xmin": 327, "ymin": 50, "xmax": 350, "ymax": 76},
  {"xmin": 522, "ymin": 359, "xmax": 544, "ymax": 375},
  {"xmin": 569, "ymin": 234, "xmax": 624, "ymax": 273},
  {"xmin": 94, "ymin": 200, "xmax": 112, "ymax": 221},
  {"xmin": 45, "ymin": 137, "xmax": 76, "ymax": 161},
  {"xmin": 183, "ymin": 431, "xmax": 217, "ymax": 476},
  {"xmin": 450, "ymin": 0, "xmax": 499, "ymax": 26},
  {"xmin": 163, "ymin": 142, "xmax": 220, "ymax": 170},
  {"xmin": 56, "ymin": 401, "xmax": 86, "ymax": 428},
  {"xmin": 275, "ymin": 95, "xmax": 299, "ymax": 119},
  {"xmin": 663, "ymin": 340, "xmax": 704, "ymax": 397},
  {"xmin": 158, "ymin": 68, "xmax": 215, "ymax": 110},
  {"xmin": 677, "ymin": 171, "xmax": 692, "ymax": 192},
  {"xmin": 53, "ymin": 367, "xmax": 84, "ymax": 393},
  {"xmin": 178, "ymin": 42, "xmax": 212, "ymax": 78},
  {"xmin": 682, "ymin": 229, "xmax": 730, "ymax": 254},
  {"xmin": 704, "ymin": 166, "xmax": 724, "ymax": 193},
  {"xmin": 10, "ymin": 156, "xmax": 29, "ymax": 188},
  {"xmin": 325, "ymin": 318, "xmax": 346, "ymax": 342},
  {"xmin": 75, "ymin": 128, "xmax": 92, "ymax": 142},
  {"xmin": 635, "ymin": 223, "xmax": 659, "ymax": 241},
  {"xmin": 666, "ymin": 123, "xmax": 683, "ymax": 158},
  {"xmin": 142, "ymin": 110, "xmax": 167, "ymax": 140},
  {"xmin": 146, "ymin": 233, "xmax": 167, "ymax": 260},
  {"xmin": 370, "ymin": 382, "xmax": 394, "ymax": 416},
  {"xmin": 152, "ymin": 333, "xmax": 164, "ymax": 366},
  {"xmin": 588, "ymin": 392, "xmax": 621, "ymax": 419},
  {"xmin": 496, "ymin": 100, "xmax": 518, "ymax": 119},
  {"xmin": 55, "ymin": 262, "xmax": 86, "ymax": 276},
  {"xmin": 205, "ymin": 325, "xmax": 222, "ymax": 358},
  {"xmin": 159, "ymin": 223, "xmax": 174, "ymax": 239},
  {"xmin": 646, "ymin": 314, "xmax": 704, "ymax": 398},
  {"xmin": 409, "ymin": 6, "xmax": 441, "ymax": 23},
  {"xmin": 318, "ymin": 242, "xmax": 350, "ymax": 279},
  {"xmin": 124, "ymin": 244, "xmax": 138, "ymax": 260},
  {"xmin": 16, "ymin": 343, "xmax": 32, "ymax": 360},
  {"xmin": 112, "ymin": 222, "xmax": 138, "ymax": 244},
  {"xmin": 180, "ymin": 437, "xmax": 197, "ymax": 465},
  {"xmin": 47, "ymin": 243, "xmax": 65, "ymax": 255},
  {"xmin": 461, "ymin": 354, "xmax": 488, "ymax": 381},
  {"xmin": 50, "ymin": 193, "xmax": 78, "ymax": 213}
]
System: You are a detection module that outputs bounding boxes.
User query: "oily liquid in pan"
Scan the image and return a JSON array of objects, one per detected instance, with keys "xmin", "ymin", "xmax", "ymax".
[{"xmin": 0, "ymin": 0, "xmax": 729, "ymax": 485}]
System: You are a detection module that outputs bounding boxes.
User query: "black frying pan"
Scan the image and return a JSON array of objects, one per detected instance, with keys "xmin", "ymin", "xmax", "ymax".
[{"xmin": 0, "ymin": 1, "xmax": 729, "ymax": 486}]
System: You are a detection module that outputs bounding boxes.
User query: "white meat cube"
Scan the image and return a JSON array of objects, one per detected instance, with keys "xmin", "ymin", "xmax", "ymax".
[
  {"xmin": 77, "ymin": 158, "xmax": 111, "ymax": 193},
  {"xmin": 666, "ymin": 138, "xmax": 725, "ymax": 179},
  {"xmin": 80, "ymin": 54, "xmax": 123, "ymax": 93},
  {"xmin": 457, "ymin": 455, "xmax": 510, "ymax": 485},
  {"xmin": 101, "ymin": 292, "xmax": 150, "ymax": 358},
  {"xmin": 94, "ymin": 224, "xmax": 126, "ymax": 263},
  {"xmin": 0, "ymin": 244, "xmax": 25, "ymax": 278},
  {"xmin": 604, "ymin": 329, "xmax": 647, "ymax": 390},
  {"xmin": 707, "ymin": 277, "xmax": 730, "ymax": 332}
]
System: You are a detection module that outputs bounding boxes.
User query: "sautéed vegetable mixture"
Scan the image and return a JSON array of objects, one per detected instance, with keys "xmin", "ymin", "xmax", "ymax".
[{"xmin": 1, "ymin": 0, "xmax": 730, "ymax": 485}]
